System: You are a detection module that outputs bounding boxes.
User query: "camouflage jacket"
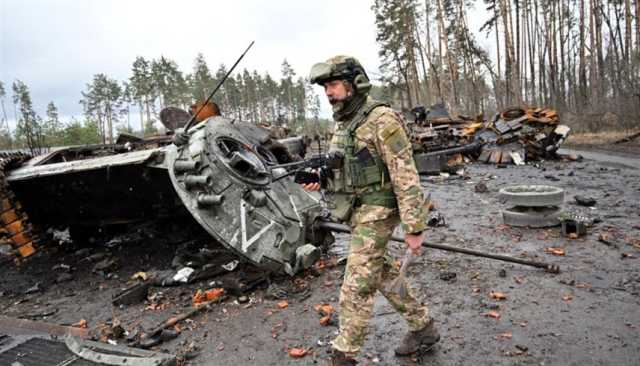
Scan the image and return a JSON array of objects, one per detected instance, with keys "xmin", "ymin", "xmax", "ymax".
[{"xmin": 330, "ymin": 97, "xmax": 429, "ymax": 234}]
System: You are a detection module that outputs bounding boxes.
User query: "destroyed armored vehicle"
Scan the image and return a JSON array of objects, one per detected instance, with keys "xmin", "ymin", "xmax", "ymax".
[
  {"xmin": 409, "ymin": 105, "xmax": 571, "ymax": 174},
  {"xmin": 0, "ymin": 113, "xmax": 329, "ymax": 275}
]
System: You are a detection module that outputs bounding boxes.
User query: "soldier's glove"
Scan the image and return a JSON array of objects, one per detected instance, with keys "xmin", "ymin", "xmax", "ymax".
[{"xmin": 172, "ymin": 131, "xmax": 190, "ymax": 146}]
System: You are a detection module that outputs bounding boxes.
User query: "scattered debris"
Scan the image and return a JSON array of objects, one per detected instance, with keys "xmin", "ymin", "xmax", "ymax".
[
  {"xmin": 92, "ymin": 257, "xmax": 117, "ymax": 273},
  {"xmin": 55, "ymin": 273, "xmax": 74, "ymax": 284},
  {"xmin": 490, "ymin": 291, "xmax": 507, "ymax": 301},
  {"xmin": 24, "ymin": 283, "xmax": 41, "ymax": 295},
  {"xmin": 560, "ymin": 213, "xmax": 590, "ymax": 238},
  {"xmin": 427, "ymin": 212, "xmax": 447, "ymax": 227},
  {"xmin": 288, "ymin": 347, "xmax": 309, "ymax": 358},
  {"xmin": 131, "ymin": 271, "xmax": 148, "ymax": 281},
  {"xmin": 439, "ymin": 272, "xmax": 457, "ymax": 282},
  {"xmin": 277, "ymin": 300, "xmax": 289, "ymax": 309},
  {"xmin": 173, "ymin": 267, "xmax": 195, "ymax": 283},
  {"xmin": 66, "ymin": 335, "xmax": 176, "ymax": 365},
  {"xmin": 597, "ymin": 233, "xmax": 615, "ymax": 246},
  {"xmin": 485, "ymin": 311, "xmax": 501, "ymax": 319},
  {"xmin": 112, "ymin": 282, "xmax": 150, "ymax": 306},
  {"xmin": 71, "ymin": 319, "xmax": 87, "ymax": 329},
  {"xmin": 574, "ymin": 195, "xmax": 597, "ymax": 207},
  {"xmin": 474, "ymin": 182, "xmax": 489, "ymax": 193},
  {"xmin": 193, "ymin": 288, "xmax": 225, "ymax": 305},
  {"xmin": 495, "ymin": 332, "xmax": 513, "ymax": 340},
  {"xmin": 545, "ymin": 247, "xmax": 566, "ymax": 256}
]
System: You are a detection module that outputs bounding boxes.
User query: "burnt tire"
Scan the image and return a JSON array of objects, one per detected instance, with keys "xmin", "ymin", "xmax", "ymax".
[
  {"xmin": 502, "ymin": 206, "xmax": 563, "ymax": 228},
  {"xmin": 498, "ymin": 185, "xmax": 564, "ymax": 207}
]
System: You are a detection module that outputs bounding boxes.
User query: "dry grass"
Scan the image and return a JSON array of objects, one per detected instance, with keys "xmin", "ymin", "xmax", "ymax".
[{"xmin": 566, "ymin": 129, "xmax": 640, "ymax": 146}]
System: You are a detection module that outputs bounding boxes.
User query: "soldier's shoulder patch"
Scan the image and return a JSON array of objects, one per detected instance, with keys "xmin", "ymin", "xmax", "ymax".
[
  {"xmin": 379, "ymin": 122, "xmax": 401, "ymax": 140},
  {"xmin": 379, "ymin": 120, "xmax": 409, "ymax": 154}
]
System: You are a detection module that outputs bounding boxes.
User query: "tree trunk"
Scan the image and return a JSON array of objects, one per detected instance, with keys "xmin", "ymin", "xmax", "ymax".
[
  {"xmin": 499, "ymin": 0, "xmax": 516, "ymax": 105},
  {"xmin": 636, "ymin": 0, "xmax": 640, "ymax": 51},
  {"xmin": 495, "ymin": 3, "xmax": 502, "ymax": 108},
  {"xmin": 145, "ymin": 97, "xmax": 152, "ymax": 136},
  {"xmin": 138, "ymin": 102, "xmax": 144, "ymax": 136},
  {"xmin": 579, "ymin": 0, "xmax": 588, "ymax": 107},
  {"xmin": 624, "ymin": 0, "xmax": 632, "ymax": 65},
  {"xmin": 526, "ymin": 0, "xmax": 536, "ymax": 105}
]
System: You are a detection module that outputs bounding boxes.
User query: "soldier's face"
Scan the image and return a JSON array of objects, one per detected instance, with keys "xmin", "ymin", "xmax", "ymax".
[{"xmin": 324, "ymin": 80, "xmax": 352, "ymax": 105}]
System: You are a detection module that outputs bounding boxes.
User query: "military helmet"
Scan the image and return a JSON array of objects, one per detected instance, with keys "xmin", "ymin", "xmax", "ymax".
[{"xmin": 309, "ymin": 55, "xmax": 371, "ymax": 94}]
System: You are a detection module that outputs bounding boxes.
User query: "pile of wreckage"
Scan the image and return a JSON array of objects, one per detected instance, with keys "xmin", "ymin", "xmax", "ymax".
[{"xmin": 409, "ymin": 104, "xmax": 571, "ymax": 174}]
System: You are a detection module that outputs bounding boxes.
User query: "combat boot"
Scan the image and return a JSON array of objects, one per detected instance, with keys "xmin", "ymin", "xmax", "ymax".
[
  {"xmin": 326, "ymin": 350, "xmax": 357, "ymax": 365},
  {"xmin": 394, "ymin": 319, "xmax": 440, "ymax": 356}
]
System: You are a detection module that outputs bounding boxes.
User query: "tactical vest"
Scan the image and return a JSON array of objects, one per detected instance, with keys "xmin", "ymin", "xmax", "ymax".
[{"xmin": 328, "ymin": 99, "xmax": 398, "ymax": 221}]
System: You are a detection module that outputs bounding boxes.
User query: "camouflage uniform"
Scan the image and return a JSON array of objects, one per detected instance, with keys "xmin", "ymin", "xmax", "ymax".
[
  {"xmin": 309, "ymin": 55, "xmax": 432, "ymax": 359},
  {"xmin": 328, "ymin": 99, "xmax": 431, "ymax": 357}
]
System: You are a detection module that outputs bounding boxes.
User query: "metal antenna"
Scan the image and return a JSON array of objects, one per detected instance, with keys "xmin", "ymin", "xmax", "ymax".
[{"xmin": 183, "ymin": 41, "xmax": 255, "ymax": 132}]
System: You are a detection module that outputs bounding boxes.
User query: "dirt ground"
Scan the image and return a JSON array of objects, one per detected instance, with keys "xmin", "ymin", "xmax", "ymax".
[{"xmin": 1, "ymin": 148, "xmax": 639, "ymax": 366}]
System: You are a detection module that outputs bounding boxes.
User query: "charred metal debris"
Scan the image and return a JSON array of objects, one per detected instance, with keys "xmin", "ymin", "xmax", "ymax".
[{"xmin": 409, "ymin": 104, "xmax": 571, "ymax": 174}]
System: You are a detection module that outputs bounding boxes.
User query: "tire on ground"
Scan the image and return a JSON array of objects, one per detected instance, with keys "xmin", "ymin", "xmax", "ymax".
[
  {"xmin": 502, "ymin": 206, "xmax": 563, "ymax": 228},
  {"xmin": 498, "ymin": 185, "xmax": 564, "ymax": 207}
]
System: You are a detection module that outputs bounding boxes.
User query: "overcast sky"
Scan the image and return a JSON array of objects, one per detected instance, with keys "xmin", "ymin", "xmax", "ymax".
[{"xmin": 0, "ymin": 0, "xmax": 491, "ymax": 127}]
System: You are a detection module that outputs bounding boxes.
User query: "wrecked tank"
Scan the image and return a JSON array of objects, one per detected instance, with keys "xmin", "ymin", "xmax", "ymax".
[
  {"xmin": 0, "ymin": 114, "xmax": 327, "ymax": 275},
  {"xmin": 409, "ymin": 104, "xmax": 571, "ymax": 174}
]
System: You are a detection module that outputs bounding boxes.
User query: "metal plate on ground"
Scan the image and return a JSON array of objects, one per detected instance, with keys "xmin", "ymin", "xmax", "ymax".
[{"xmin": 0, "ymin": 337, "xmax": 96, "ymax": 366}]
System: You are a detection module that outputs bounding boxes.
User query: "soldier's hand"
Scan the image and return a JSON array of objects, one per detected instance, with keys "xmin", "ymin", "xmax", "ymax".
[
  {"xmin": 405, "ymin": 232, "xmax": 425, "ymax": 255},
  {"xmin": 302, "ymin": 182, "xmax": 320, "ymax": 191},
  {"xmin": 300, "ymin": 169, "xmax": 321, "ymax": 191}
]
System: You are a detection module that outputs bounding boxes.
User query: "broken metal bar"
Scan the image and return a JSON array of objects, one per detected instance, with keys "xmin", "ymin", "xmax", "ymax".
[
  {"xmin": 144, "ymin": 298, "xmax": 222, "ymax": 340},
  {"xmin": 0, "ymin": 315, "xmax": 88, "ymax": 338},
  {"xmin": 317, "ymin": 221, "xmax": 560, "ymax": 273}
]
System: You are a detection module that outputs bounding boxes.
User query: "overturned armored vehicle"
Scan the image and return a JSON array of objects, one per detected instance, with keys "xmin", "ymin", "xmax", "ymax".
[{"xmin": 0, "ymin": 115, "xmax": 329, "ymax": 275}]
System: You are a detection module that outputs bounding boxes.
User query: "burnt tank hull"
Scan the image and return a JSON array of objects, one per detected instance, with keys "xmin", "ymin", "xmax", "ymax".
[{"xmin": 1, "ymin": 117, "xmax": 324, "ymax": 274}]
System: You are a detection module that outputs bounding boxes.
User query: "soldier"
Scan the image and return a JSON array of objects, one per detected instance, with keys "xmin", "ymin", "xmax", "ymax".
[{"xmin": 304, "ymin": 56, "xmax": 440, "ymax": 365}]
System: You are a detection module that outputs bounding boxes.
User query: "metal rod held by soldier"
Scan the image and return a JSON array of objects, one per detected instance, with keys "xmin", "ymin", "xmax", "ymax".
[
  {"xmin": 184, "ymin": 41, "xmax": 255, "ymax": 132},
  {"xmin": 317, "ymin": 221, "xmax": 560, "ymax": 273}
]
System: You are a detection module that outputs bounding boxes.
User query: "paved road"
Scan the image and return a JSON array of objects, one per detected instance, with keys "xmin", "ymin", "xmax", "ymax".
[{"xmin": 560, "ymin": 148, "xmax": 639, "ymax": 169}]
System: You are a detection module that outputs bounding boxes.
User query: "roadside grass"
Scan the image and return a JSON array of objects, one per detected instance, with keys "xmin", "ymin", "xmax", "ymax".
[{"xmin": 566, "ymin": 129, "xmax": 640, "ymax": 146}]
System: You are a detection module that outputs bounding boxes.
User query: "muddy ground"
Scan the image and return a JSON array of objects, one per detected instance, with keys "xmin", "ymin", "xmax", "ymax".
[{"xmin": 1, "ymin": 150, "xmax": 639, "ymax": 366}]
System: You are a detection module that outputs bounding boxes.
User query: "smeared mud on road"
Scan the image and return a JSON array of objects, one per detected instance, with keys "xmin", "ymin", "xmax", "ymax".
[{"xmin": 1, "ymin": 152, "xmax": 639, "ymax": 365}]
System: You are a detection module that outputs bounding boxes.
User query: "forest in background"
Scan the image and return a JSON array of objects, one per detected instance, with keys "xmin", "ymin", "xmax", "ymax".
[
  {"xmin": 0, "ymin": 55, "xmax": 323, "ymax": 153},
  {"xmin": 1, "ymin": 0, "xmax": 639, "ymax": 153},
  {"xmin": 373, "ymin": 0, "xmax": 639, "ymax": 131}
]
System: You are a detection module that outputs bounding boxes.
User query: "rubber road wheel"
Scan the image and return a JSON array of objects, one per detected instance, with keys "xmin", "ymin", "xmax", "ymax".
[
  {"xmin": 502, "ymin": 206, "xmax": 563, "ymax": 228},
  {"xmin": 498, "ymin": 185, "xmax": 564, "ymax": 207}
]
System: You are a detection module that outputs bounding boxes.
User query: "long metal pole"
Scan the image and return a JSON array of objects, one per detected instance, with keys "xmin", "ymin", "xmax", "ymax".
[
  {"xmin": 183, "ymin": 41, "xmax": 255, "ymax": 132},
  {"xmin": 317, "ymin": 221, "xmax": 560, "ymax": 273}
]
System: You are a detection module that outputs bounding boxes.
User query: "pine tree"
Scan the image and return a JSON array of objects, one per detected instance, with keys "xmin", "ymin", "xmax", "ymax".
[
  {"xmin": 129, "ymin": 57, "xmax": 154, "ymax": 135},
  {"xmin": 43, "ymin": 101, "xmax": 63, "ymax": 146},
  {"xmin": 190, "ymin": 54, "xmax": 214, "ymax": 102},
  {"xmin": 12, "ymin": 80, "xmax": 44, "ymax": 154},
  {"xmin": 0, "ymin": 81, "xmax": 12, "ymax": 148},
  {"xmin": 80, "ymin": 74, "xmax": 123, "ymax": 143}
]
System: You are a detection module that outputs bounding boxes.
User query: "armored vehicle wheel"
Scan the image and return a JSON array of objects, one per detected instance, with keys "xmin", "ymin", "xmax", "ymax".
[
  {"xmin": 502, "ymin": 206, "xmax": 563, "ymax": 228},
  {"xmin": 498, "ymin": 185, "xmax": 564, "ymax": 207}
]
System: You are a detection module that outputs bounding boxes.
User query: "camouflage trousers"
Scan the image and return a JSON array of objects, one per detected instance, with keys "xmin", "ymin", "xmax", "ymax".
[{"xmin": 332, "ymin": 215, "xmax": 430, "ymax": 356}]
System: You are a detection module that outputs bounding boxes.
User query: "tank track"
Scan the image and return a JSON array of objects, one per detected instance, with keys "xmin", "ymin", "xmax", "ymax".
[{"xmin": 0, "ymin": 152, "xmax": 42, "ymax": 258}]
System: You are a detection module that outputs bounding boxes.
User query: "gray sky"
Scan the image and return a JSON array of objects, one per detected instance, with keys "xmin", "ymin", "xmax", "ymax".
[{"xmin": 0, "ymin": 0, "xmax": 491, "ymax": 128}]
